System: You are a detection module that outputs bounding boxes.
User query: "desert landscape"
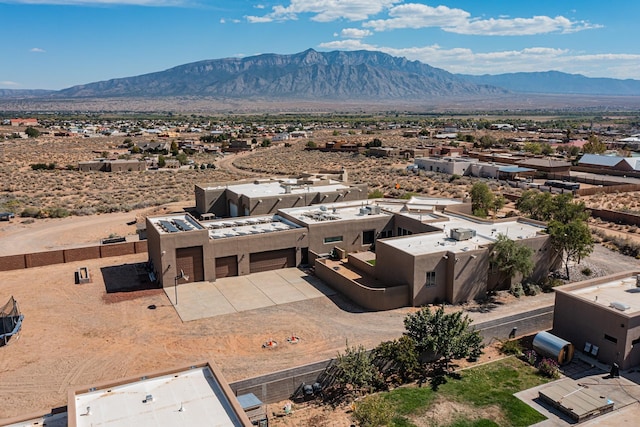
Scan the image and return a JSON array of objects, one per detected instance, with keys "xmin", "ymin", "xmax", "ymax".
[{"xmin": 1, "ymin": 116, "xmax": 640, "ymax": 426}]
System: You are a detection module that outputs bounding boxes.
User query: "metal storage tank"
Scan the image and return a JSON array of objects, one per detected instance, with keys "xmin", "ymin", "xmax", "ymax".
[{"xmin": 533, "ymin": 331, "xmax": 575, "ymax": 365}]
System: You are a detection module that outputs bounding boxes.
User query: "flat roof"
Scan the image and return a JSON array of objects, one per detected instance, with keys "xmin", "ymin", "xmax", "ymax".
[
  {"xmin": 73, "ymin": 365, "xmax": 246, "ymax": 427},
  {"xmin": 567, "ymin": 275, "xmax": 640, "ymax": 315},
  {"xmin": 149, "ymin": 214, "xmax": 204, "ymax": 234},
  {"xmin": 202, "ymin": 180, "xmax": 351, "ymax": 198},
  {"xmin": 382, "ymin": 213, "xmax": 544, "ymax": 256},
  {"xmin": 205, "ymin": 215, "xmax": 301, "ymax": 239},
  {"xmin": 281, "ymin": 202, "xmax": 391, "ymax": 225}
]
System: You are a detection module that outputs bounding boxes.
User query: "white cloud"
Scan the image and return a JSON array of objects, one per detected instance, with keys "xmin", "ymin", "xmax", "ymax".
[
  {"xmin": 317, "ymin": 40, "xmax": 640, "ymax": 79},
  {"xmin": 219, "ymin": 18, "xmax": 225, "ymax": 24},
  {"xmin": 246, "ymin": 0, "xmax": 400, "ymax": 23},
  {"xmin": 340, "ymin": 28, "xmax": 372, "ymax": 38},
  {"xmin": 254, "ymin": 4, "xmax": 265, "ymax": 9},
  {"xmin": 0, "ymin": 81, "xmax": 20, "ymax": 86},
  {"xmin": 363, "ymin": 3, "xmax": 600, "ymax": 35},
  {"xmin": 365, "ymin": 4, "xmax": 469, "ymax": 31},
  {"xmin": 30, "ymin": 47, "xmax": 46, "ymax": 53}
]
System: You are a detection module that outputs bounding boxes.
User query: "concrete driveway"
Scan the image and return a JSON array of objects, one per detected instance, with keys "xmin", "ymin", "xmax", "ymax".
[{"xmin": 164, "ymin": 268, "xmax": 335, "ymax": 322}]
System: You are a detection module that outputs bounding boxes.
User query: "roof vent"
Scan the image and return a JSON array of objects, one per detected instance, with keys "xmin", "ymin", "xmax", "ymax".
[{"xmin": 610, "ymin": 301, "xmax": 631, "ymax": 311}]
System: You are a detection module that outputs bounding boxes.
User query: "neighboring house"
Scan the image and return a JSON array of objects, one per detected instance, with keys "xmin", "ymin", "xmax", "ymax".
[
  {"xmin": 578, "ymin": 154, "xmax": 640, "ymax": 173},
  {"xmin": 1, "ymin": 361, "xmax": 253, "ymax": 427},
  {"xmin": 552, "ymin": 272, "xmax": 640, "ymax": 370},
  {"xmin": 10, "ymin": 118, "xmax": 38, "ymax": 127},
  {"xmin": 78, "ymin": 159, "xmax": 146, "ymax": 172},
  {"xmin": 368, "ymin": 147, "xmax": 396, "ymax": 157},
  {"xmin": 516, "ymin": 158, "xmax": 572, "ymax": 178},
  {"xmin": 289, "ymin": 130, "xmax": 308, "ymax": 138},
  {"xmin": 133, "ymin": 141, "xmax": 171, "ymax": 153},
  {"xmin": 224, "ymin": 139, "xmax": 255, "ymax": 153}
]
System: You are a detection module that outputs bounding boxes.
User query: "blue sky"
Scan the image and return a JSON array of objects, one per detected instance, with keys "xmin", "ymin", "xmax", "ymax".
[{"xmin": 1, "ymin": 0, "xmax": 639, "ymax": 90}]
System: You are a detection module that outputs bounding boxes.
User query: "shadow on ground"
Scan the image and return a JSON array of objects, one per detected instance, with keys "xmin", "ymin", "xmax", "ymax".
[{"xmin": 101, "ymin": 262, "xmax": 158, "ymax": 293}]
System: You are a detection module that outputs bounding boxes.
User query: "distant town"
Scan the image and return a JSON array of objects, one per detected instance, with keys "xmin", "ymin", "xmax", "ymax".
[{"xmin": 1, "ymin": 111, "xmax": 640, "ymax": 426}]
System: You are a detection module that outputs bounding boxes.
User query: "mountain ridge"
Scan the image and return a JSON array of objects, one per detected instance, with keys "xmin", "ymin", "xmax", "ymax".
[
  {"xmin": 52, "ymin": 49, "xmax": 505, "ymax": 99},
  {"xmin": 459, "ymin": 70, "xmax": 640, "ymax": 96},
  {"xmin": 2, "ymin": 49, "xmax": 639, "ymax": 100}
]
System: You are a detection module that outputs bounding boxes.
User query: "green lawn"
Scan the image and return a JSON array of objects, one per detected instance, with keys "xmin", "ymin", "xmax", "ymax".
[
  {"xmin": 382, "ymin": 357, "xmax": 552, "ymax": 427},
  {"xmin": 367, "ymin": 259, "xmax": 376, "ymax": 266}
]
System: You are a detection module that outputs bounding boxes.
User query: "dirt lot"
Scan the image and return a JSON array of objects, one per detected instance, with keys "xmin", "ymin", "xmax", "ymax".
[
  {"xmin": 0, "ymin": 244, "xmax": 636, "ymax": 421},
  {"xmin": 0, "ymin": 254, "xmax": 415, "ymax": 420}
]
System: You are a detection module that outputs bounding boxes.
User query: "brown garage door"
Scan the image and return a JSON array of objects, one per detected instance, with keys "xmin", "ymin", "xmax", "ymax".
[
  {"xmin": 175, "ymin": 246, "xmax": 204, "ymax": 283},
  {"xmin": 249, "ymin": 248, "xmax": 296, "ymax": 273},
  {"xmin": 215, "ymin": 256, "xmax": 238, "ymax": 278}
]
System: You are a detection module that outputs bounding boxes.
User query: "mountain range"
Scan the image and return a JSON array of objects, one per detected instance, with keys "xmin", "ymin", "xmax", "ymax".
[{"xmin": 2, "ymin": 49, "xmax": 640, "ymax": 100}]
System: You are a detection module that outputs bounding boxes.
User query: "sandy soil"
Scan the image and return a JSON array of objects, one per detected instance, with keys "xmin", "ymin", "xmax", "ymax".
[
  {"xmin": 1, "ymin": 244, "xmax": 636, "ymax": 421},
  {"xmin": 0, "ymin": 254, "xmax": 415, "ymax": 420},
  {"xmin": 0, "ymin": 202, "xmax": 190, "ymax": 256}
]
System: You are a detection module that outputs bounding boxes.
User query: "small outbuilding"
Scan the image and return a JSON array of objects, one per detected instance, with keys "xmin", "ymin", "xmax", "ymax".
[{"xmin": 533, "ymin": 331, "xmax": 575, "ymax": 365}]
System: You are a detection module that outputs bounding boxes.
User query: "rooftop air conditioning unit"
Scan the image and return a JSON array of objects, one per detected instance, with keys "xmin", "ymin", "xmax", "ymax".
[
  {"xmin": 366, "ymin": 205, "xmax": 381, "ymax": 215},
  {"xmin": 450, "ymin": 228, "xmax": 476, "ymax": 241}
]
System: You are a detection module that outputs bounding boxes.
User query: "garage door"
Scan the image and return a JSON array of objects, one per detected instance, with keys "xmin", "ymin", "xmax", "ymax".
[
  {"xmin": 249, "ymin": 248, "xmax": 296, "ymax": 273},
  {"xmin": 215, "ymin": 256, "xmax": 238, "ymax": 278},
  {"xmin": 175, "ymin": 246, "xmax": 204, "ymax": 283}
]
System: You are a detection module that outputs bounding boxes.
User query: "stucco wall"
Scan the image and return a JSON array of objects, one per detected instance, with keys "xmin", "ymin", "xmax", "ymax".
[{"xmin": 315, "ymin": 258, "xmax": 409, "ymax": 310}]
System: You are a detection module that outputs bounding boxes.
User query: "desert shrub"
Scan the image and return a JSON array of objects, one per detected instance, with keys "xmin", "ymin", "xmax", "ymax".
[
  {"xmin": 351, "ymin": 394, "xmax": 393, "ymax": 427},
  {"xmin": 538, "ymin": 358, "xmax": 560, "ymax": 378},
  {"xmin": 46, "ymin": 207, "xmax": 70, "ymax": 218},
  {"xmin": 524, "ymin": 283, "xmax": 542, "ymax": 296},
  {"xmin": 21, "ymin": 207, "xmax": 42, "ymax": 218},
  {"xmin": 30, "ymin": 163, "xmax": 55, "ymax": 170},
  {"xmin": 540, "ymin": 278, "xmax": 564, "ymax": 293},
  {"xmin": 368, "ymin": 189, "xmax": 384, "ymax": 199},
  {"xmin": 510, "ymin": 282, "xmax": 524, "ymax": 298},
  {"xmin": 523, "ymin": 349, "xmax": 538, "ymax": 366},
  {"xmin": 581, "ymin": 267, "xmax": 593, "ymax": 276},
  {"xmin": 500, "ymin": 339, "xmax": 523, "ymax": 356}
]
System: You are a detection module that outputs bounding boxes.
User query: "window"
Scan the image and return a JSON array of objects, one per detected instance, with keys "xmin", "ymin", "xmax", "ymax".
[
  {"xmin": 397, "ymin": 227, "xmax": 413, "ymax": 236},
  {"xmin": 363, "ymin": 230, "xmax": 375, "ymax": 245},
  {"xmin": 604, "ymin": 334, "xmax": 618, "ymax": 344},
  {"xmin": 426, "ymin": 271, "xmax": 436, "ymax": 287},
  {"xmin": 379, "ymin": 229, "xmax": 392, "ymax": 239},
  {"xmin": 324, "ymin": 235, "xmax": 343, "ymax": 244}
]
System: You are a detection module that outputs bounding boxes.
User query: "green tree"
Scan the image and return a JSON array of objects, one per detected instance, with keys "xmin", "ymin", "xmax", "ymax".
[
  {"xmin": 374, "ymin": 336, "xmax": 421, "ymax": 384},
  {"xmin": 170, "ymin": 140, "xmax": 179, "ymax": 156},
  {"xmin": 157, "ymin": 155, "xmax": 166, "ymax": 168},
  {"xmin": 516, "ymin": 190, "xmax": 555, "ymax": 221},
  {"xmin": 306, "ymin": 140, "xmax": 317, "ymax": 149},
  {"xmin": 404, "ymin": 306, "xmax": 483, "ymax": 370},
  {"xmin": 551, "ymin": 193, "xmax": 589, "ymax": 223},
  {"xmin": 548, "ymin": 220, "xmax": 594, "ymax": 279},
  {"xmin": 334, "ymin": 344, "xmax": 381, "ymax": 395},
  {"xmin": 367, "ymin": 138, "xmax": 383, "ymax": 148},
  {"xmin": 25, "ymin": 127, "xmax": 40, "ymax": 138},
  {"xmin": 523, "ymin": 142, "xmax": 542, "ymax": 155},
  {"xmin": 568, "ymin": 146, "xmax": 581, "ymax": 157},
  {"xmin": 175, "ymin": 152, "xmax": 188, "ymax": 165},
  {"xmin": 131, "ymin": 145, "xmax": 141, "ymax": 154},
  {"xmin": 261, "ymin": 138, "xmax": 271, "ymax": 147},
  {"xmin": 582, "ymin": 134, "xmax": 606, "ymax": 154},
  {"xmin": 490, "ymin": 234, "xmax": 534, "ymax": 288},
  {"xmin": 491, "ymin": 194, "xmax": 506, "ymax": 219},
  {"xmin": 470, "ymin": 182, "xmax": 494, "ymax": 218},
  {"xmin": 541, "ymin": 143, "xmax": 554, "ymax": 155}
]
